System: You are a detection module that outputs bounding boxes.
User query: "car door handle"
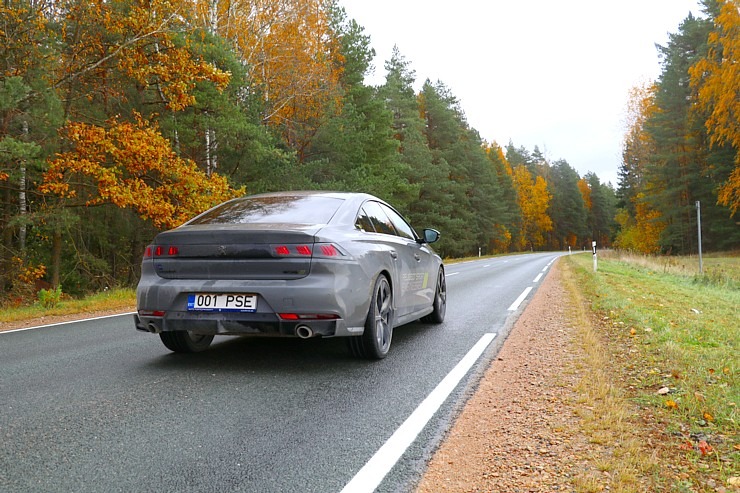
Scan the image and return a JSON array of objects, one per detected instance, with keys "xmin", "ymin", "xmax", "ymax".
[
  {"xmin": 414, "ymin": 254, "xmax": 421, "ymax": 262},
  {"xmin": 390, "ymin": 251, "xmax": 398, "ymax": 260}
]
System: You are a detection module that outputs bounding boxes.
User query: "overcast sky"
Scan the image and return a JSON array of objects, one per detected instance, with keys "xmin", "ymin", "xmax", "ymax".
[{"xmin": 340, "ymin": 0, "xmax": 705, "ymax": 186}]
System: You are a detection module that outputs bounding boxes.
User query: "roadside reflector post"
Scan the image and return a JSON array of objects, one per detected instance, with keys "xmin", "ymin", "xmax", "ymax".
[
  {"xmin": 696, "ymin": 201, "xmax": 703, "ymax": 274},
  {"xmin": 592, "ymin": 241, "xmax": 597, "ymax": 272}
]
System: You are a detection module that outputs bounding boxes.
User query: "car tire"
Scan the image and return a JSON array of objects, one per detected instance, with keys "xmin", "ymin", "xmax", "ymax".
[
  {"xmin": 348, "ymin": 274, "xmax": 393, "ymax": 360},
  {"xmin": 160, "ymin": 331, "xmax": 214, "ymax": 353},
  {"xmin": 421, "ymin": 267, "xmax": 446, "ymax": 324}
]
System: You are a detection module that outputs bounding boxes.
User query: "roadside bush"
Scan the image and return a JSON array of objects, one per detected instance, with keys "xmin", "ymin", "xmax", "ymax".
[
  {"xmin": 0, "ymin": 257, "xmax": 47, "ymax": 307},
  {"xmin": 38, "ymin": 285, "xmax": 63, "ymax": 309}
]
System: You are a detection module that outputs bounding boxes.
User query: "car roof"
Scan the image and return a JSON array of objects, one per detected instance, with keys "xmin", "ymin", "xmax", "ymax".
[{"xmin": 244, "ymin": 190, "xmax": 375, "ymax": 201}]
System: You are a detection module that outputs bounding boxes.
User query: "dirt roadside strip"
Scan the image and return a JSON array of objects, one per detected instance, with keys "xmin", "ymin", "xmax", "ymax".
[{"xmin": 416, "ymin": 258, "xmax": 608, "ymax": 492}]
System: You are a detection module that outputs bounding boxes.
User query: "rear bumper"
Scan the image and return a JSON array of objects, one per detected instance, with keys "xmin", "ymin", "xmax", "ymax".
[
  {"xmin": 133, "ymin": 312, "xmax": 357, "ymax": 338},
  {"xmin": 135, "ymin": 260, "xmax": 373, "ymax": 339}
]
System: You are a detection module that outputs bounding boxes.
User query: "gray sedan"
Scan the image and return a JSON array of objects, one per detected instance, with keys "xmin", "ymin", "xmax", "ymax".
[{"xmin": 134, "ymin": 191, "xmax": 446, "ymax": 359}]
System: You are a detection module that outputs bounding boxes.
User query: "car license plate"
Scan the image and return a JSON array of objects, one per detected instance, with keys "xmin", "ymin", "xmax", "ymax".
[{"xmin": 187, "ymin": 293, "xmax": 257, "ymax": 312}]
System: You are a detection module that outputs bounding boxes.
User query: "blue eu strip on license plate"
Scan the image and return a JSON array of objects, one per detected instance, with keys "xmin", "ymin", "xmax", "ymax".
[{"xmin": 187, "ymin": 293, "xmax": 257, "ymax": 312}]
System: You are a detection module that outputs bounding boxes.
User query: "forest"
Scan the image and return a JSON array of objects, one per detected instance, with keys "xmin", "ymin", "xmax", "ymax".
[
  {"xmin": 1, "ymin": 0, "xmax": 738, "ymax": 304},
  {"xmin": 617, "ymin": 0, "xmax": 740, "ymax": 256}
]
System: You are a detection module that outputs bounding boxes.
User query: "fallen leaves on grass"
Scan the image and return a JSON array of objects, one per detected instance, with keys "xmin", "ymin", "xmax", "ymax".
[
  {"xmin": 678, "ymin": 439, "xmax": 713, "ymax": 456},
  {"xmin": 697, "ymin": 440, "xmax": 712, "ymax": 456}
]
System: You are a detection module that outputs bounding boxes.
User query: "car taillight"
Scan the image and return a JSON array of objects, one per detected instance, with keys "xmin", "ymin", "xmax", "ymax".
[
  {"xmin": 278, "ymin": 313, "xmax": 339, "ymax": 320},
  {"xmin": 274, "ymin": 245, "xmax": 292, "ymax": 256},
  {"xmin": 317, "ymin": 244, "xmax": 339, "ymax": 257},
  {"xmin": 272, "ymin": 244, "xmax": 314, "ymax": 257},
  {"xmin": 296, "ymin": 245, "xmax": 312, "ymax": 256},
  {"xmin": 271, "ymin": 243, "xmax": 346, "ymax": 258},
  {"xmin": 138, "ymin": 310, "xmax": 166, "ymax": 317},
  {"xmin": 143, "ymin": 245, "xmax": 179, "ymax": 259}
]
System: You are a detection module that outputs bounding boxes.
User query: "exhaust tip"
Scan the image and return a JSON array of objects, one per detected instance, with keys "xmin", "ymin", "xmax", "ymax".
[{"xmin": 296, "ymin": 325, "xmax": 314, "ymax": 339}]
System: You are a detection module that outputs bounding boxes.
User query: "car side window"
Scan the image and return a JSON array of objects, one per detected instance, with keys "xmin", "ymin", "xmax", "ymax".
[
  {"xmin": 362, "ymin": 201, "xmax": 397, "ymax": 236},
  {"xmin": 380, "ymin": 204, "xmax": 416, "ymax": 241},
  {"xmin": 355, "ymin": 207, "xmax": 376, "ymax": 232}
]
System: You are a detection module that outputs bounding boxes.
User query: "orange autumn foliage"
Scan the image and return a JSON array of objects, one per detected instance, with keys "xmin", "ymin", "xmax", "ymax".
[
  {"xmin": 55, "ymin": 0, "xmax": 230, "ymax": 113},
  {"xmin": 0, "ymin": 2, "xmax": 51, "ymax": 78},
  {"xmin": 577, "ymin": 178, "xmax": 592, "ymax": 211},
  {"xmin": 690, "ymin": 0, "xmax": 740, "ymax": 216},
  {"xmin": 192, "ymin": 0, "xmax": 343, "ymax": 159},
  {"xmin": 511, "ymin": 165, "xmax": 553, "ymax": 250},
  {"xmin": 614, "ymin": 193, "xmax": 665, "ymax": 254},
  {"xmin": 41, "ymin": 115, "xmax": 243, "ymax": 229}
]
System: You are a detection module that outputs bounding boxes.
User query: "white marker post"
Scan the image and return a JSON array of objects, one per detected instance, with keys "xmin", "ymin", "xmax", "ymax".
[
  {"xmin": 696, "ymin": 201, "xmax": 703, "ymax": 274},
  {"xmin": 592, "ymin": 240, "xmax": 597, "ymax": 272}
]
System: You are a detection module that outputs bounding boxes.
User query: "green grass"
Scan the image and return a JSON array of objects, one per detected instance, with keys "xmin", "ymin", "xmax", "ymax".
[
  {"xmin": 0, "ymin": 288, "xmax": 135, "ymax": 324},
  {"xmin": 605, "ymin": 250, "xmax": 740, "ymax": 290},
  {"xmin": 565, "ymin": 252, "xmax": 739, "ymax": 487}
]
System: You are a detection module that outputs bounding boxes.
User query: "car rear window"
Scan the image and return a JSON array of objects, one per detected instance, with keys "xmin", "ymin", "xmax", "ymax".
[{"xmin": 188, "ymin": 195, "xmax": 345, "ymax": 225}]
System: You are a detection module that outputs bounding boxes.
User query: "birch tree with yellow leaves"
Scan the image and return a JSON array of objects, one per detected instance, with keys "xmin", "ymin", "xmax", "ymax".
[{"xmin": 511, "ymin": 164, "xmax": 553, "ymax": 250}]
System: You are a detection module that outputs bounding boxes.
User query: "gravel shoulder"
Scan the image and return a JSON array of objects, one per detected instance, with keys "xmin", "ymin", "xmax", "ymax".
[{"xmin": 416, "ymin": 258, "xmax": 593, "ymax": 492}]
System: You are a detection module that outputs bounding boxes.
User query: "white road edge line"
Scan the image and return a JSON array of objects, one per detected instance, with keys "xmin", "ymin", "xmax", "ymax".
[
  {"xmin": 339, "ymin": 333, "xmax": 497, "ymax": 493},
  {"xmin": 533, "ymin": 273, "xmax": 543, "ymax": 283},
  {"xmin": 0, "ymin": 312, "xmax": 136, "ymax": 334},
  {"xmin": 507, "ymin": 287, "xmax": 533, "ymax": 311},
  {"xmin": 445, "ymin": 272, "xmax": 460, "ymax": 277}
]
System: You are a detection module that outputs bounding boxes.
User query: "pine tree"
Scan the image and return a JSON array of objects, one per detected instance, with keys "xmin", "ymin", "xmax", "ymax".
[
  {"xmin": 484, "ymin": 142, "xmax": 521, "ymax": 252},
  {"xmin": 548, "ymin": 160, "xmax": 588, "ymax": 249},
  {"xmin": 644, "ymin": 9, "xmax": 740, "ymax": 253},
  {"xmin": 645, "ymin": 13, "xmax": 712, "ymax": 254},
  {"xmin": 304, "ymin": 11, "xmax": 412, "ymax": 205},
  {"xmin": 584, "ymin": 173, "xmax": 617, "ymax": 248},
  {"xmin": 417, "ymin": 80, "xmax": 478, "ymax": 257}
]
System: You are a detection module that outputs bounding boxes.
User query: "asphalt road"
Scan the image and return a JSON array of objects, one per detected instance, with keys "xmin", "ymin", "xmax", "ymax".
[{"xmin": 1, "ymin": 252, "xmax": 563, "ymax": 493}]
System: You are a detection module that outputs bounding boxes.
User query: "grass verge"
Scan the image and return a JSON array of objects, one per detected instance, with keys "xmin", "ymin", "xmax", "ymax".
[
  {"xmin": 0, "ymin": 288, "xmax": 135, "ymax": 325},
  {"xmin": 562, "ymin": 253, "xmax": 738, "ymax": 492},
  {"xmin": 560, "ymin": 257, "xmax": 656, "ymax": 492}
]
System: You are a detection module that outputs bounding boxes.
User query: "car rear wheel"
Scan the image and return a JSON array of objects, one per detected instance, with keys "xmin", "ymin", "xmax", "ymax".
[
  {"xmin": 160, "ymin": 331, "xmax": 214, "ymax": 353},
  {"xmin": 421, "ymin": 267, "xmax": 446, "ymax": 323},
  {"xmin": 348, "ymin": 274, "xmax": 393, "ymax": 360}
]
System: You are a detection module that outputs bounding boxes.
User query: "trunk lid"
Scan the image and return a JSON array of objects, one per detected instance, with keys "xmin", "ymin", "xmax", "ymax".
[{"xmin": 148, "ymin": 224, "xmax": 323, "ymax": 280}]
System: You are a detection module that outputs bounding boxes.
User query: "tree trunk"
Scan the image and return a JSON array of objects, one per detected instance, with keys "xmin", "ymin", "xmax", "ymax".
[
  {"xmin": 19, "ymin": 120, "xmax": 28, "ymax": 253},
  {"xmin": 51, "ymin": 227, "xmax": 62, "ymax": 289}
]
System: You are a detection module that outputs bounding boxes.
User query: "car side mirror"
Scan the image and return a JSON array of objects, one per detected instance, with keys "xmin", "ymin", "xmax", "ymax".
[{"xmin": 420, "ymin": 229, "xmax": 440, "ymax": 244}]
